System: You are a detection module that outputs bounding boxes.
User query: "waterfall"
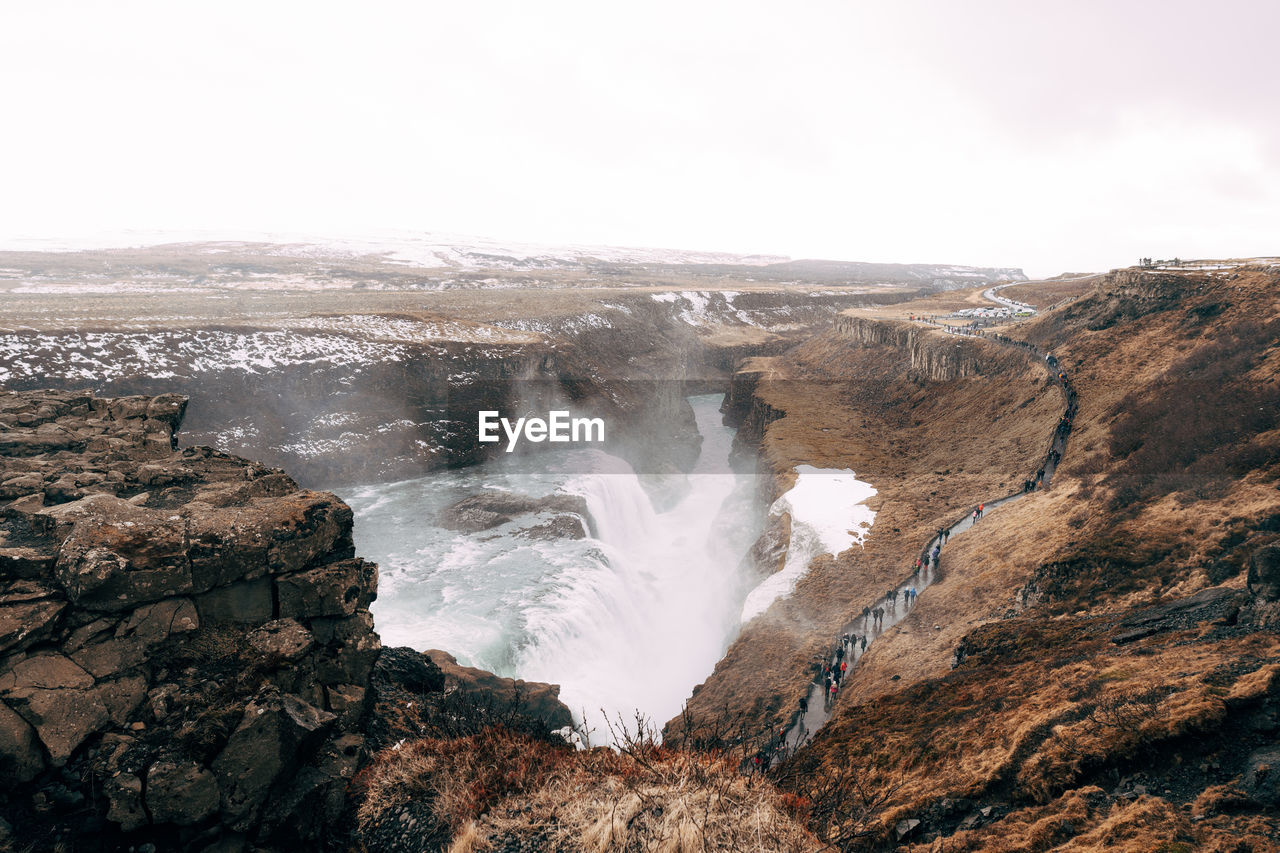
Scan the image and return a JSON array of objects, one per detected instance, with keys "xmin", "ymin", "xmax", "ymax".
[{"xmin": 349, "ymin": 395, "xmax": 762, "ymax": 745}]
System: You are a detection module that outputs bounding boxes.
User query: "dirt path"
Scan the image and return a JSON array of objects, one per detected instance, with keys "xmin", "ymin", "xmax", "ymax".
[{"xmin": 766, "ymin": 298, "xmax": 1077, "ymax": 766}]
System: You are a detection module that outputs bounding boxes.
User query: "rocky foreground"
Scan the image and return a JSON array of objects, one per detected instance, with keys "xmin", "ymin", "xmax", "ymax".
[{"xmin": 0, "ymin": 390, "xmax": 571, "ymax": 851}]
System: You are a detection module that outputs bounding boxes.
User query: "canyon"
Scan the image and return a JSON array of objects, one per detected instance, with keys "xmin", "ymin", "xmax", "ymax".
[{"xmin": 2, "ymin": 242, "xmax": 1278, "ymax": 851}]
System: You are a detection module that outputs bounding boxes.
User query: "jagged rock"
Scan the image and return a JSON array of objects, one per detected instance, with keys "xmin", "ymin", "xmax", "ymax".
[
  {"xmin": 0, "ymin": 699, "xmax": 44, "ymax": 785},
  {"xmin": 21, "ymin": 686, "xmax": 110, "ymax": 765},
  {"xmin": 324, "ymin": 683, "xmax": 367, "ymax": 728},
  {"xmin": 96, "ymin": 674, "xmax": 148, "ymax": 725},
  {"xmin": 895, "ymin": 818, "xmax": 921, "ymax": 840},
  {"xmin": 1249, "ymin": 544, "xmax": 1280, "ymax": 602},
  {"xmin": 277, "ymin": 558, "xmax": 377, "ymax": 620},
  {"xmin": 146, "ymin": 756, "xmax": 220, "ymax": 825},
  {"xmin": 0, "ymin": 546, "xmax": 54, "ymax": 580},
  {"xmin": 1243, "ymin": 747, "xmax": 1280, "ymax": 807},
  {"xmin": 212, "ymin": 688, "xmax": 337, "ymax": 831},
  {"xmin": 1111, "ymin": 586, "xmax": 1242, "ymax": 644},
  {"xmin": 0, "ymin": 595, "xmax": 65, "ymax": 655},
  {"xmin": 374, "ymin": 646, "xmax": 446, "ymax": 696},
  {"xmin": 105, "ymin": 771, "xmax": 147, "ymax": 832},
  {"xmin": 264, "ymin": 494, "xmax": 354, "ymax": 576},
  {"xmin": 315, "ymin": 621, "xmax": 382, "ymax": 684},
  {"xmin": 71, "ymin": 598, "xmax": 198, "ymax": 678},
  {"xmin": 439, "ymin": 491, "xmax": 590, "ymax": 533},
  {"xmin": 426, "ymin": 649, "xmax": 573, "ymax": 729},
  {"xmin": 249, "ymin": 619, "xmax": 316, "ymax": 662},
  {"xmin": 47, "ymin": 495, "xmax": 193, "ymax": 610},
  {"xmin": 517, "ymin": 514, "xmax": 589, "ymax": 540},
  {"xmin": 0, "ymin": 652, "xmax": 95, "ymax": 695},
  {"xmin": 0, "ymin": 391, "xmax": 392, "ymax": 846}
]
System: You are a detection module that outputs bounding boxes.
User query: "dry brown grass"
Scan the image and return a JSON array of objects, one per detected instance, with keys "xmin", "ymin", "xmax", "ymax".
[
  {"xmin": 354, "ymin": 727, "xmax": 820, "ymax": 852},
  {"xmin": 676, "ymin": 324, "xmax": 1063, "ymax": 734},
  {"xmin": 1000, "ymin": 276, "xmax": 1101, "ymax": 308}
]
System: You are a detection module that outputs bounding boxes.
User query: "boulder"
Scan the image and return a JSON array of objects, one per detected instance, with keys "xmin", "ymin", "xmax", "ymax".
[
  {"xmin": 72, "ymin": 597, "xmax": 198, "ymax": 678},
  {"xmin": 22, "ymin": 687, "xmax": 110, "ymax": 765},
  {"xmin": 1249, "ymin": 544, "xmax": 1280, "ymax": 602},
  {"xmin": 105, "ymin": 771, "xmax": 148, "ymax": 831},
  {"xmin": 439, "ymin": 491, "xmax": 590, "ymax": 533},
  {"xmin": 0, "ymin": 699, "xmax": 44, "ymax": 785},
  {"xmin": 0, "ymin": 546, "xmax": 54, "ymax": 580},
  {"xmin": 212, "ymin": 689, "xmax": 337, "ymax": 831},
  {"xmin": 0, "ymin": 653, "xmax": 109, "ymax": 764},
  {"xmin": 315, "ymin": 623, "xmax": 382, "ymax": 685},
  {"xmin": 263, "ymin": 493, "xmax": 354, "ymax": 576},
  {"xmin": 1243, "ymin": 747, "xmax": 1280, "ymax": 807},
  {"xmin": 96, "ymin": 675, "xmax": 148, "ymax": 725},
  {"xmin": 47, "ymin": 495, "xmax": 192, "ymax": 610},
  {"xmin": 324, "ymin": 684, "xmax": 367, "ymax": 728},
  {"xmin": 277, "ymin": 559, "xmax": 377, "ymax": 620},
  {"xmin": 248, "ymin": 619, "xmax": 315, "ymax": 662},
  {"xmin": 146, "ymin": 756, "xmax": 220, "ymax": 825},
  {"xmin": 0, "ymin": 596, "xmax": 65, "ymax": 655},
  {"xmin": 0, "ymin": 652, "xmax": 95, "ymax": 696},
  {"xmin": 373, "ymin": 646, "xmax": 446, "ymax": 696}
]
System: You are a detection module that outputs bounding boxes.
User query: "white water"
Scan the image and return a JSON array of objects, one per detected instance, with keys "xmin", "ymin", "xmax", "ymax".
[{"xmin": 344, "ymin": 395, "xmax": 763, "ymax": 743}]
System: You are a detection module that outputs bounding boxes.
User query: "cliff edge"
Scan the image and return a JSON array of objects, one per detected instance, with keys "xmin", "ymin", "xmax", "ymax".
[{"xmin": 0, "ymin": 389, "xmax": 570, "ymax": 852}]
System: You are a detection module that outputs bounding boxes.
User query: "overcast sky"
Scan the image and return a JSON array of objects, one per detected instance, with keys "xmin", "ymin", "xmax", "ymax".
[{"xmin": 2, "ymin": 1, "xmax": 1276, "ymax": 276}]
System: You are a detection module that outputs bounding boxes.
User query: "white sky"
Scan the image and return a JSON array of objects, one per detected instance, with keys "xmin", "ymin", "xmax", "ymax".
[{"xmin": 1, "ymin": 1, "xmax": 1276, "ymax": 277}]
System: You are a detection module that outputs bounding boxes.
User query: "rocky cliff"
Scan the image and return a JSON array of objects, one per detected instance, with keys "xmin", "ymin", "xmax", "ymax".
[
  {"xmin": 833, "ymin": 314, "xmax": 997, "ymax": 382},
  {"xmin": 0, "ymin": 389, "xmax": 571, "ymax": 852}
]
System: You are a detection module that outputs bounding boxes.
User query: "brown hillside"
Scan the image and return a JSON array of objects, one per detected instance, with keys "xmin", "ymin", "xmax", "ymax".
[{"xmin": 776, "ymin": 266, "xmax": 1280, "ymax": 850}]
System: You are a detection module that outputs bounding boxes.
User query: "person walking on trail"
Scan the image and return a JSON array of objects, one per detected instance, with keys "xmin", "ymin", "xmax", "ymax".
[
  {"xmin": 943, "ymin": 528, "xmax": 949, "ymax": 544},
  {"xmin": 972, "ymin": 508, "xmax": 979, "ymax": 523},
  {"xmin": 799, "ymin": 694, "xmax": 808, "ymax": 714},
  {"xmin": 931, "ymin": 544, "xmax": 941, "ymax": 565},
  {"xmin": 860, "ymin": 634, "xmax": 868, "ymax": 651},
  {"xmin": 840, "ymin": 660, "xmax": 848, "ymax": 679},
  {"xmin": 978, "ymin": 502, "xmax": 984, "ymax": 519},
  {"xmin": 829, "ymin": 681, "xmax": 839, "ymax": 701}
]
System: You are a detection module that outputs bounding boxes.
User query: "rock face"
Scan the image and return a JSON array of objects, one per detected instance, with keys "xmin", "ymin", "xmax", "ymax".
[
  {"xmin": 0, "ymin": 390, "xmax": 379, "ymax": 850},
  {"xmin": 833, "ymin": 314, "xmax": 994, "ymax": 382}
]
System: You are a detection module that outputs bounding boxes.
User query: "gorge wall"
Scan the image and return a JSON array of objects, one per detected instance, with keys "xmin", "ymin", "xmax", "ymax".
[
  {"xmin": 1, "ymin": 290, "xmax": 890, "ymax": 487},
  {"xmin": 0, "ymin": 389, "xmax": 571, "ymax": 852},
  {"xmin": 671, "ymin": 313, "xmax": 1063, "ymax": 737}
]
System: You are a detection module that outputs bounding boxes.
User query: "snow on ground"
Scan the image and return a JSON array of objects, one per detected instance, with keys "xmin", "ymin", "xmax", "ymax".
[
  {"xmin": 0, "ymin": 229, "xmax": 791, "ymax": 270},
  {"xmin": 490, "ymin": 313, "xmax": 613, "ymax": 335},
  {"xmin": 740, "ymin": 466, "xmax": 877, "ymax": 622},
  {"xmin": 0, "ymin": 313, "xmax": 551, "ymax": 383},
  {"xmin": 10, "ymin": 283, "xmax": 209, "ymax": 295},
  {"xmin": 286, "ymin": 315, "xmax": 542, "ymax": 344},
  {"xmin": 0, "ymin": 329, "xmax": 411, "ymax": 384}
]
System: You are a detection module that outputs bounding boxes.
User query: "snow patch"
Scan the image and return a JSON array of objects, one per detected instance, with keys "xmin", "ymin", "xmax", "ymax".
[{"xmin": 740, "ymin": 466, "xmax": 877, "ymax": 622}]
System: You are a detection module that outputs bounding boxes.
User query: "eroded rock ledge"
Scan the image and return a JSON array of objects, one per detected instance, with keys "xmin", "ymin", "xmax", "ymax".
[{"xmin": 0, "ymin": 390, "xmax": 569, "ymax": 852}]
